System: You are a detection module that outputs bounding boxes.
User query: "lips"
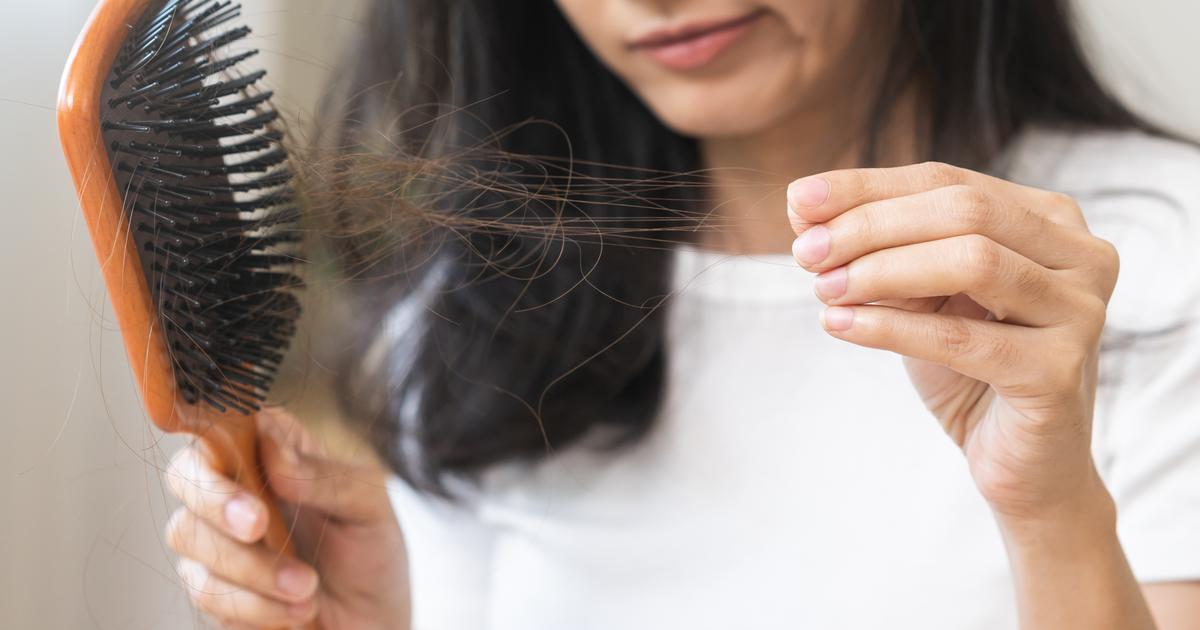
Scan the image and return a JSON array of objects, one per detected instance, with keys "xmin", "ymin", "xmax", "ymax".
[{"xmin": 628, "ymin": 10, "xmax": 767, "ymax": 72}]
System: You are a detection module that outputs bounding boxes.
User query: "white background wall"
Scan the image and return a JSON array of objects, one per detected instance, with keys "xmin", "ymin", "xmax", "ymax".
[
  {"xmin": 1081, "ymin": 0, "xmax": 1200, "ymax": 138},
  {"xmin": 0, "ymin": 1, "xmax": 1195, "ymax": 628}
]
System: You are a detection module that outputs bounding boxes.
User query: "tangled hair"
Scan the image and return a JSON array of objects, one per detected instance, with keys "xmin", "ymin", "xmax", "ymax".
[{"xmin": 303, "ymin": 0, "xmax": 1150, "ymax": 495}]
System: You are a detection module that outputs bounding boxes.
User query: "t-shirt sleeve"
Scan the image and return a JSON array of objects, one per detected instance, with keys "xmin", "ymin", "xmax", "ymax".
[
  {"xmin": 1099, "ymin": 321, "xmax": 1200, "ymax": 582},
  {"xmin": 1085, "ymin": 183, "xmax": 1200, "ymax": 583},
  {"xmin": 387, "ymin": 476, "xmax": 495, "ymax": 629}
]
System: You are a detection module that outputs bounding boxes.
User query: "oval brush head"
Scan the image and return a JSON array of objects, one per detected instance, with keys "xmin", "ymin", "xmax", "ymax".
[{"xmin": 100, "ymin": 0, "xmax": 301, "ymax": 415}]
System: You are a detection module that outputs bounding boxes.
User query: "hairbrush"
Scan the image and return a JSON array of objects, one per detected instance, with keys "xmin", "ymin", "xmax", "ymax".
[{"xmin": 58, "ymin": 0, "xmax": 307, "ymax": 613}]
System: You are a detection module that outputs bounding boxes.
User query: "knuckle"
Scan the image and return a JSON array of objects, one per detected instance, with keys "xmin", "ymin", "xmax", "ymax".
[
  {"xmin": 1075, "ymin": 294, "xmax": 1109, "ymax": 337},
  {"xmin": 963, "ymin": 265, "xmax": 994, "ymax": 299},
  {"xmin": 213, "ymin": 549, "xmax": 256, "ymax": 585},
  {"xmin": 843, "ymin": 168, "xmax": 872, "ymax": 204},
  {"xmin": 1085, "ymin": 293, "xmax": 1110, "ymax": 322},
  {"xmin": 263, "ymin": 455, "xmax": 300, "ymax": 490},
  {"xmin": 932, "ymin": 317, "xmax": 1018, "ymax": 370},
  {"xmin": 1010, "ymin": 260, "xmax": 1047, "ymax": 300},
  {"xmin": 946, "ymin": 184, "xmax": 993, "ymax": 230},
  {"xmin": 920, "ymin": 161, "xmax": 961, "ymax": 187},
  {"xmin": 165, "ymin": 508, "xmax": 194, "ymax": 553},
  {"xmin": 847, "ymin": 256, "xmax": 877, "ymax": 292},
  {"xmin": 936, "ymin": 317, "xmax": 974, "ymax": 357},
  {"xmin": 983, "ymin": 335, "xmax": 1021, "ymax": 369},
  {"xmin": 1042, "ymin": 190, "xmax": 1076, "ymax": 208},
  {"xmin": 1090, "ymin": 237, "xmax": 1121, "ymax": 284},
  {"xmin": 1015, "ymin": 202, "xmax": 1044, "ymax": 229},
  {"xmin": 959, "ymin": 234, "xmax": 1002, "ymax": 273},
  {"xmin": 1042, "ymin": 191, "xmax": 1084, "ymax": 225},
  {"xmin": 847, "ymin": 203, "xmax": 880, "ymax": 246}
]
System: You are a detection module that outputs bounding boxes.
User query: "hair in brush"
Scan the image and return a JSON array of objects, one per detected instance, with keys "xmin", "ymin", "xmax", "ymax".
[{"xmin": 100, "ymin": 0, "xmax": 301, "ymax": 414}]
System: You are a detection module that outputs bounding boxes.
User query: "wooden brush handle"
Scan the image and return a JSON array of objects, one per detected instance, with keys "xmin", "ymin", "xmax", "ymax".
[{"xmin": 198, "ymin": 414, "xmax": 298, "ymax": 561}]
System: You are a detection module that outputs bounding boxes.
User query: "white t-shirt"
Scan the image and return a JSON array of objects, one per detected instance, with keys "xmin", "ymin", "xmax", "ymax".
[{"xmin": 387, "ymin": 128, "xmax": 1200, "ymax": 630}]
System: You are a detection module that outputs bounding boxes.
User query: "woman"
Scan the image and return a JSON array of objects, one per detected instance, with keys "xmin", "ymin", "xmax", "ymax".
[{"xmin": 162, "ymin": 1, "xmax": 1200, "ymax": 628}]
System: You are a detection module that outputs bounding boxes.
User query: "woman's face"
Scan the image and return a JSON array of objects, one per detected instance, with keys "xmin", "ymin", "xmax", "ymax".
[{"xmin": 554, "ymin": 0, "xmax": 874, "ymax": 139}]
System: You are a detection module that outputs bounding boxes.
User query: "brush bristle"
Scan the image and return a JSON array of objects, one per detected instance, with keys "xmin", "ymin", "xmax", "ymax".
[{"xmin": 101, "ymin": 0, "xmax": 301, "ymax": 415}]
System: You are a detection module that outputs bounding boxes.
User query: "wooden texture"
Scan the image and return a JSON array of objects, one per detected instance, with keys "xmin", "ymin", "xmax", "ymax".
[
  {"xmin": 58, "ymin": 0, "xmax": 174, "ymax": 430},
  {"xmin": 58, "ymin": 3, "xmax": 309, "ymax": 628}
]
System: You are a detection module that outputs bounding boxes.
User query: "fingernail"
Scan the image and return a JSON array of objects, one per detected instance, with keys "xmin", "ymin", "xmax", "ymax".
[
  {"xmin": 224, "ymin": 496, "xmax": 260, "ymax": 540},
  {"xmin": 814, "ymin": 266, "xmax": 848, "ymax": 300},
  {"xmin": 278, "ymin": 564, "xmax": 318, "ymax": 599},
  {"xmin": 822, "ymin": 306, "xmax": 855, "ymax": 331},
  {"xmin": 788, "ymin": 177, "xmax": 830, "ymax": 208},
  {"xmin": 792, "ymin": 225, "xmax": 831, "ymax": 265}
]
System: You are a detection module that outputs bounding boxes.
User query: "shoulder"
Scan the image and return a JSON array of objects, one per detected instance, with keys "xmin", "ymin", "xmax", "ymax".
[
  {"xmin": 1004, "ymin": 126, "xmax": 1200, "ymax": 331},
  {"xmin": 1004, "ymin": 126, "xmax": 1200, "ymax": 203}
]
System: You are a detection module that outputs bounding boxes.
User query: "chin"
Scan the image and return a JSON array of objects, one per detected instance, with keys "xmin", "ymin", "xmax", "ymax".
[
  {"xmin": 651, "ymin": 104, "xmax": 763, "ymax": 138},
  {"xmin": 639, "ymin": 78, "xmax": 800, "ymax": 139}
]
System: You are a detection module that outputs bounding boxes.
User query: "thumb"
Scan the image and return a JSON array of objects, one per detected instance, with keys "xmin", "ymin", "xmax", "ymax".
[{"xmin": 258, "ymin": 415, "xmax": 392, "ymax": 526}]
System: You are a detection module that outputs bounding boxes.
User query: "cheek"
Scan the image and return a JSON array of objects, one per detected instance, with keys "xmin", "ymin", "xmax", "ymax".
[{"xmin": 553, "ymin": 0, "xmax": 620, "ymax": 60}]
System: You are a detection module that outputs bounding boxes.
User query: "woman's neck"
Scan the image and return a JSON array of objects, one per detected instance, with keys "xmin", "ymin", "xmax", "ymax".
[{"xmin": 696, "ymin": 88, "xmax": 920, "ymax": 255}]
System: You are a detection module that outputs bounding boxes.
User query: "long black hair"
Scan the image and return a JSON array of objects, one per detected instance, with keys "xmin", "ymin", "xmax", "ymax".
[{"xmin": 313, "ymin": 0, "xmax": 1151, "ymax": 495}]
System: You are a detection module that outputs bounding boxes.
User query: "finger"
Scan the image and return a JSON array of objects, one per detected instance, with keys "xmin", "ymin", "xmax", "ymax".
[
  {"xmin": 165, "ymin": 507, "xmax": 319, "ymax": 605},
  {"xmin": 813, "ymin": 234, "xmax": 1081, "ymax": 327},
  {"xmin": 870, "ymin": 296, "xmax": 949, "ymax": 314},
  {"xmin": 178, "ymin": 558, "xmax": 318, "ymax": 628},
  {"xmin": 870, "ymin": 296, "xmax": 989, "ymax": 320},
  {"xmin": 791, "ymin": 184, "xmax": 1099, "ymax": 273},
  {"xmin": 787, "ymin": 161, "xmax": 1086, "ymax": 228},
  {"xmin": 166, "ymin": 446, "xmax": 268, "ymax": 544},
  {"xmin": 818, "ymin": 304, "xmax": 1067, "ymax": 392},
  {"xmin": 258, "ymin": 407, "xmax": 326, "ymax": 460},
  {"xmin": 259, "ymin": 427, "xmax": 391, "ymax": 525}
]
